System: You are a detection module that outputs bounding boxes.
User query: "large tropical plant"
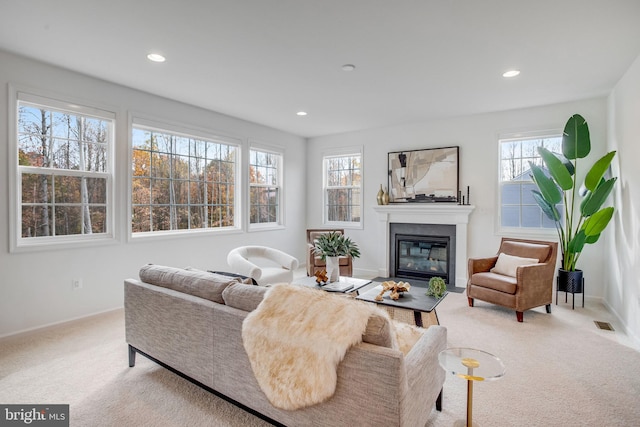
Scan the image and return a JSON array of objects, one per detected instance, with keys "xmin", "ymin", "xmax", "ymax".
[
  {"xmin": 313, "ymin": 231, "xmax": 360, "ymax": 259},
  {"xmin": 529, "ymin": 114, "xmax": 616, "ymax": 271}
]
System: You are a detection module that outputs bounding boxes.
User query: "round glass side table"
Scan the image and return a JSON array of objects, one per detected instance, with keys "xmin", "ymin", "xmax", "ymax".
[{"xmin": 438, "ymin": 348, "xmax": 505, "ymax": 427}]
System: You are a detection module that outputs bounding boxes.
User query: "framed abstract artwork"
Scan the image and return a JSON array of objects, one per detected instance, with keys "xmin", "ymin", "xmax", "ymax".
[{"xmin": 387, "ymin": 146, "xmax": 459, "ymax": 203}]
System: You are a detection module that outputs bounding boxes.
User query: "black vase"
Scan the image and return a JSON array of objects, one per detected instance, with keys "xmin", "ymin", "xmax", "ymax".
[{"xmin": 557, "ymin": 269, "xmax": 584, "ymax": 293}]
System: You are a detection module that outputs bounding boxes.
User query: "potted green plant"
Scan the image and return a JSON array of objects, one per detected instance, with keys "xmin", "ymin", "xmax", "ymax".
[
  {"xmin": 426, "ymin": 276, "xmax": 447, "ymax": 299},
  {"xmin": 313, "ymin": 231, "xmax": 360, "ymax": 282},
  {"xmin": 529, "ymin": 113, "xmax": 617, "ymax": 293}
]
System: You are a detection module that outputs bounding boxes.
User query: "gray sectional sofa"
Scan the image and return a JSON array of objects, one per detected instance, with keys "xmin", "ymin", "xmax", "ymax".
[{"xmin": 124, "ymin": 265, "xmax": 447, "ymax": 427}]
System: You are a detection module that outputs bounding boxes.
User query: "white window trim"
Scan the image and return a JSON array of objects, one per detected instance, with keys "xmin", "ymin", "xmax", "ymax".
[
  {"xmin": 322, "ymin": 146, "xmax": 363, "ymax": 229},
  {"xmin": 128, "ymin": 113, "xmax": 243, "ymax": 240},
  {"xmin": 248, "ymin": 140, "xmax": 285, "ymax": 231},
  {"xmin": 496, "ymin": 128, "xmax": 562, "ymax": 239},
  {"xmin": 9, "ymin": 85, "xmax": 117, "ymax": 253}
]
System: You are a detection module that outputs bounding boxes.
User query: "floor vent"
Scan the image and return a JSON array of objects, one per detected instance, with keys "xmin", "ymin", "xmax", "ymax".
[{"xmin": 594, "ymin": 321, "xmax": 615, "ymax": 331}]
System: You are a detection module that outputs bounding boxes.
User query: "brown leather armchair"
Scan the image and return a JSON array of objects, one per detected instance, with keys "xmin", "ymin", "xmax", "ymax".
[
  {"xmin": 306, "ymin": 229, "xmax": 353, "ymax": 277},
  {"xmin": 467, "ymin": 238, "xmax": 558, "ymax": 322}
]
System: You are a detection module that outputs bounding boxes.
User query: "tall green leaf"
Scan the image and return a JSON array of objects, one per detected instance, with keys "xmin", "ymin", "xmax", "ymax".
[
  {"xmin": 562, "ymin": 114, "xmax": 590, "ymax": 160},
  {"xmin": 580, "ymin": 178, "xmax": 616, "ymax": 217},
  {"xmin": 538, "ymin": 147, "xmax": 573, "ymax": 190},
  {"xmin": 582, "ymin": 207, "xmax": 614, "ymax": 237},
  {"xmin": 568, "ymin": 230, "xmax": 587, "ymax": 254},
  {"xmin": 529, "ymin": 163, "xmax": 562, "ymax": 204},
  {"xmin": 531, "ymin": 190, "xmax": 560, "ymax": 221},
  {"xmin": 585, "ymin": 151, "xmax": 616, "ymax": 191}
]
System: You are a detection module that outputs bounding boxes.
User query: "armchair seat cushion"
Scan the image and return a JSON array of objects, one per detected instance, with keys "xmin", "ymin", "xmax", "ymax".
[{"xmin": 470, "ymin": 272, "xmax": 518, "ymax": 294}]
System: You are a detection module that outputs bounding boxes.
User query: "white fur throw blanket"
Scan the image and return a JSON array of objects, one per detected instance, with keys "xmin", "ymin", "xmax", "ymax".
[{"xmin": 242, "ymin": 283, "xmax": 391, "ymax": 410}]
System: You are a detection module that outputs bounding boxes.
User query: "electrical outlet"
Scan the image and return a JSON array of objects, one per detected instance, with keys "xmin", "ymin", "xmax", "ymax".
[{"xmin": 72, "ymin": 278, "xmax": 83, "ymax": 290}]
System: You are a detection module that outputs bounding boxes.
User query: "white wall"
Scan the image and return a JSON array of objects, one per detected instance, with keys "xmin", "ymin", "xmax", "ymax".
[
  {"xmin": 307, "ymin": 98, "xmax": 608, "ymax": 294},
  {"xmin": 606, "ymin": 52, "xmax": 640, "ymax": 348},
  {"xmin": 0, "ymin": 50, "xmax": 307, "ymax": 337}
]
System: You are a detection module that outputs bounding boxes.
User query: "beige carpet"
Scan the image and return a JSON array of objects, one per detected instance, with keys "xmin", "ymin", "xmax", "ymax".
[{"xmin": 1, "ymin": 292, "xmax": 639, "ymax": 426}]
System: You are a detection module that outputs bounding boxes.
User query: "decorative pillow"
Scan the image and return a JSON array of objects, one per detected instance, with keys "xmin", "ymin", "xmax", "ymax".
[
  {"xmin": 139, "ymin": 264, "xmax": 239, "ymax": 303},
  {"xmin": 362, "ymin": 312, "xmax": 397, "ymax": 350},
  {"xmin": 490, "ymin": 253, "xmax": 539, "ymax": 277},
  {"xmin": 392, "ymin": 320, "xmax": 426, "ymax": 355},
  {"xmin": 222, "ymin": 282, "xmax": 268, "ymax": 312}
]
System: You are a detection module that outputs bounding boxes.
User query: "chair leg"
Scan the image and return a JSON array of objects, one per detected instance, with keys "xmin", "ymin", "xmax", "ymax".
[
  {"xmin": 436, "ymin": 388, "xmax": 443, "ymax": 411},
  {"xmin": 516, "ymin": 311, "xmax": 523, "ymax": 322},
  {"xmin": 467, "ymin": 297, "xmax": 474, "ymax": 307},
  {"xmin": 546, "ymin": 304, "xmax": 551, "ymax": 314}
]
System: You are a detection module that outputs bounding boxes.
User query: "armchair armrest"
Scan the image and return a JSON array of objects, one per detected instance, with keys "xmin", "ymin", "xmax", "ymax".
[
  {"xmin": 515, "ymin": 263, "xmax": 555, "ymax": 309},
  {"xmin": 468, "ymin": 256, "xmax": 499, "ymax": 276}
]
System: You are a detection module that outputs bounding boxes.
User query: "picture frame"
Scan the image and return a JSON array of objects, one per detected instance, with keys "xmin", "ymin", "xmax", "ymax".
[{"xmin": 387, "ymin": 146, "xmax": 459, "ymax": 203}]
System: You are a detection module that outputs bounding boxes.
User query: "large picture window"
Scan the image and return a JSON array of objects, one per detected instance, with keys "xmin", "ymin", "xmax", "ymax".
[
  {"xmin": 249, "ymin": 148, "xmax": 282, "ymax": 226},
  {"xmin": 324, "ymin": 152, "xmax": 362, "ymax": 226},
  {"xmin": 131, "ymin": 123, "xmax": 238, "ymax": 234},
  {"xmin": 499, "ymin": 133, "xmax": 563, "ymax": 230},
  {"xmin": 15, "ymin": 93, "xmax": 114, "ymax": 247}
]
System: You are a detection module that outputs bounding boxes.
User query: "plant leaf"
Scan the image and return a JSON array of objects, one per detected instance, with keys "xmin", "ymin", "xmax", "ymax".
[
  {"xmin": 585, "ymin": 233, "xmax": 600, "ymax": 244},
  {"xmin": 568, "ymin": 230, "xmax": 586, "ymax": 254},
  {"xmin": 529, "ymin": 163, "xmax": 562, "ymax": 204},
  {"xmin": 580, "ymin": 177, "xmax": 616, "ymax": 217},
  {"xmin": 531, "ymin": 190, "xmax": 560, "ymax": 221},
  {"xmin": 562, "ymin": 114, "xmax": 590, "ymax": 160},
  {"xmin": 582, "ymin": 207, "xmax": 615, "ymax": 236},
  {"xmin": 585, "ymin": 151, "xmax": 616, "ymax": 191},
  {"xmin": 538, "ymin": 147, "xmax": 573, "ymax": 190}
]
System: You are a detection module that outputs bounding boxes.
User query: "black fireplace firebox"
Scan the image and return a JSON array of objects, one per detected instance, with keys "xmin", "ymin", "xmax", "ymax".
[
  {"xmin": 396, "ymin": 235, "xmax": 449, "ymax": 282},
  {"xmin": 389, "ymin": 223, "xmax": 456, "ymax": 284}
]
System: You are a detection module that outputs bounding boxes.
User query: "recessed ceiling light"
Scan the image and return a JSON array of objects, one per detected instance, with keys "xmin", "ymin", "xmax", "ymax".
[
  {"xmin": 341, "ymin": 64, "xmax": 356, "ymax": 72},
  {"xmin": 147, "ymin": 53, "xmax": 166, "ymax": 63},
  {"xmin": 296, "ymin": 111, "xmax": 308, "ymax": 116},
  {"xmin": 502, "ymin": 70, "xmax": 520, "ymax": 78}
]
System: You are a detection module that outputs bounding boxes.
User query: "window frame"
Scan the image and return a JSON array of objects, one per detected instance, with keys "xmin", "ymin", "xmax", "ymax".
[
  {"xmin": 248, "ymin": 142, "xmax": 284, "ymax": 231},
  {"xmin": 322, "ymin": 147, "xmax": 363, "ymax": 229},
  {"xmin": 497, "ymin": 129, "xmax": 562, "ymax": 237},
  {"xmin": 9, "ymin": 87, "xmax": 116, "ymax": 252},
  {"xmin": 128, "ymin": 115, "xmax": 242, "ymax": 240}
]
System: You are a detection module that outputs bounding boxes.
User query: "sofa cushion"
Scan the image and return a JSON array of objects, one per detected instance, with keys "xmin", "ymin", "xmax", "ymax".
[
  {"xmin": 362, "ymin": 312, "xmax": 397, "ymax": 349},
  {"xmin": 209, "ymin": 270, "xmax": 258, "ymax": 286},
  {"xmin": 139, "ymin": 264, "xmax": 239, "ymax": 304},
  {"xmin": 490, "ymin": 253, "xmax": 539, "ymax": 277},
  {"xmin": 222, "ymin": 282, "xmax": 268, "ymax": 312},
  {"xmin": 470, "ymin": 271, "xmax": 518, "ymax": 294}
]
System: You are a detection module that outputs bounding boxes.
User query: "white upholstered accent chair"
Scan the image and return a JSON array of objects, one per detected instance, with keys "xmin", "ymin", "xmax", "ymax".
[{"xmin": 227, "ymin": 246, "xmax": 299, "ymax": 286}]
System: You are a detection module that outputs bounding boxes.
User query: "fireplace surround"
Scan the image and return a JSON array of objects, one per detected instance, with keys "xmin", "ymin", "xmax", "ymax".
[{"xmin": 374, "ymin": 204, "xmax": 475, "ymax": 288}]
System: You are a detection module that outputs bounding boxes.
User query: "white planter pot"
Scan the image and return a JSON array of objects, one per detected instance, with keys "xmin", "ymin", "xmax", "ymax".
[{"xmin": 326, "ymin": 256, "xmax": 340, "ymax": 283}]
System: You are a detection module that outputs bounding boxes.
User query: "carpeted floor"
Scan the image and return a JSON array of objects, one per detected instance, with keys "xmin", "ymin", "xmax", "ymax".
[{"xmin": 1, "ymin": 292, "xmax": 639, "ymax": 426}]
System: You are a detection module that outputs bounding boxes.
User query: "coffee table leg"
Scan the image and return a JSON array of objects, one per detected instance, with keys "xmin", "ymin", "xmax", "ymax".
[{"xmin": 413, "ymin": 311, "xmax": 423, "ymax": 327}]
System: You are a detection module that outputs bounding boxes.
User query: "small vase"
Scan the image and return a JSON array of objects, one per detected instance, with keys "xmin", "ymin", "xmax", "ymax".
[
  {"xmin": 326, "ymin": 256, "xmax": 340, "ymax": 282},
  {"xmin": 376, "ymin": 184, "xmax": 384, "ymax": 205},
  {"xmin": 382, "ymin": 187, "xmax": 390, "ymax": 205}
]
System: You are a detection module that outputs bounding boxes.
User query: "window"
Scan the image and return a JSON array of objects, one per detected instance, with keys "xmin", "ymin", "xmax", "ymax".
[
  {"xmin": 499, "ymin": 133, "xmax": 563, "ymax": 230},
  {"xmin": 323, "ymin": 152, "xmax": 362, "ymax": 226},
  {"xmin": 131, "ymin": 123, "xmax": 238, "ymax": 234},
  {"xmin": 249, "ymin": 148, "xmax": 282, "ymax": 226},
  {"xmin": 15, "ymin": 92, "xmax": 114, "ymax": 248}
]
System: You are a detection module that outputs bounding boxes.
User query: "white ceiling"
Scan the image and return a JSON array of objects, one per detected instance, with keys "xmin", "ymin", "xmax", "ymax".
[{"xmin": 2, "ymin": 0, "xmax": 640, "ymax": 138}]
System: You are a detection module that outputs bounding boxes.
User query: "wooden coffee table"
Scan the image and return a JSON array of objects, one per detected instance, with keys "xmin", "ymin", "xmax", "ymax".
[{"xmin": 356, "ymin": 282, "xmax": 447, "ymax": 327}]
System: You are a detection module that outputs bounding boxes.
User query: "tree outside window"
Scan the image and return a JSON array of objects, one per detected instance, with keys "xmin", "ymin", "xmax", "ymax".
[
  {"xmin": 324, "ymin": 153, "xmax": 361, "ymax": 225},
  {"xmin": 249, "ymin": 149, "xmax": 281, "ymax": 225},
  {"xmin": 499, "ymin": 135, "xmax": 563, "ymax": 229},
  {"xmin": 131, "ymin": 125, "xmax": 237, "ymax": 233},
  {"xmin": 17, "ymin": 99, "xmax": 112, "ymax": 241}
]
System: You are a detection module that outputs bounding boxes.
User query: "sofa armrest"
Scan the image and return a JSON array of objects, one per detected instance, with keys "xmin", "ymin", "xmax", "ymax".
[{"xmin": 468, "ymin": 256, "xmax": 499, "ymax": 276}]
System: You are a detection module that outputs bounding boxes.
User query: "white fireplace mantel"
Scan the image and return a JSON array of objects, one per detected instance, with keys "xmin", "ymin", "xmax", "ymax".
[{"xmin": 373, "ymin": 204, "xmax": 475, "ymax": 287}]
